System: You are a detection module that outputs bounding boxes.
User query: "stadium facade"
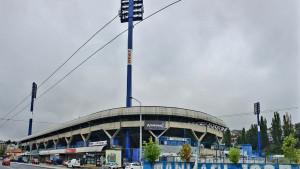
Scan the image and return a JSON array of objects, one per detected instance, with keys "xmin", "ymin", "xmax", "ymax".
[{"xmin": 20, "ymin": 106, "xmax": 226, "ymax": 165}]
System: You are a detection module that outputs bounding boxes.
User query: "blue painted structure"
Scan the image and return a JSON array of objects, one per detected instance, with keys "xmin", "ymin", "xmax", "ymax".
[
  {"xmin": 126, "ymin": 0, "xmax": 134, "ymax": 108},
  {"xmin": 28, "ymin": 82, "xmax": 37, "ymax": 136},
  {"xmin": 242, "ymin": 144, "xmax": 253, "ymax": 156},
  {"xmin": 126, "ymin": 130, "xmax": 131, "ymax": 160},
  {"xmin": 159, "ymin": 136, "xmax": 192, "ymax": 146}
]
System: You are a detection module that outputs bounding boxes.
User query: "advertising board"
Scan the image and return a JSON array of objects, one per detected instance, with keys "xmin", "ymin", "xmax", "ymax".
[
  {"xmin": 105, "ymin": 150, "xmax": 122, "ymax": 167},
  {"xmin": 144, "ymin": 121, "xmax": 165, "ymax": 130}
]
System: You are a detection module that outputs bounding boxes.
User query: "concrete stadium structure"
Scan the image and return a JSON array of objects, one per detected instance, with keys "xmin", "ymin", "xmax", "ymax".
[{"xmin": 20, "ymin": 106, "xmax": 226, "ymax": 165}]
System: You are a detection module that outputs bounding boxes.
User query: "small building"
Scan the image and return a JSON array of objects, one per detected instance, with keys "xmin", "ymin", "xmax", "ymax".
[{"xmin": 5, "ymin": 148, "xmax": 21, "ymax": 160}]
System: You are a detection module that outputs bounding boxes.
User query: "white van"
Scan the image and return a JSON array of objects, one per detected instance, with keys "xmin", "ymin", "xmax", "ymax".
[{"xmin": 66, "ymin": 159, "xmax": 80, "ymax": 168}]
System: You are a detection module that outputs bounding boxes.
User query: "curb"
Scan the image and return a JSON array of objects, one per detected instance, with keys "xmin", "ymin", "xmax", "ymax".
[
  {"xmin": 17, "ymin": 162, "xmax": 100, "ymax": 169},
  {"xmin": 18, "ymin": 162, "xmax": 65, "ymax": 169}
]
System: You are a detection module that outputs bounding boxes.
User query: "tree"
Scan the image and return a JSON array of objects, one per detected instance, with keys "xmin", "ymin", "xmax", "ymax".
[
  {"xmin": 228, "ymin": 146, "xmax": 240, "ymax": 165},
  {"xmin": 0, "ymin": 145, "xmax": 7, "ymax": 156},
  {"xmin": 5, "ymin": 140, "xmax": 11, "ymax": 145},
  {"xmin": 260, "ymin": 116, "xmax": 268, "ymax": 150},
  {"xmin": 236, "ymin": 135, "xmax": 242, "ymax": 145},
  {"xmin": 283, "ymin": 113, "xmax": 294, "ymax": 137},
  {"xmin": 179, "ymin": 142, "xmax": 193, "ymax": 162},
  {"xmin": 241, "ymin": 128, "xmax": 246, "ymax": 144},
  {"xmin": 246, "ymin": 124, "xmax": 258, "ymax": 150},
  {"xmin": 142, "ymin": 137, "xmax": 161, "ymax": 165},
  {"xmin": 294, "ymin": 123, "xmax": 300, "ymax": 148},
  {"xmin": 282, "ymin": 134, "xmax": 300, "ymax": 163},
  {"xmin": 271, "ymin": 112, "xmax": 282, "ymax": 148},
  {"xmin": 224, "ymin": 128, "xmax": 231, "ymax": 147}
]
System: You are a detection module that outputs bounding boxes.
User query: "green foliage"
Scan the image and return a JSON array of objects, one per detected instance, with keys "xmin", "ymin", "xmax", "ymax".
[
  {"xmin": 179, "ymin": 142, "xmax": 193, "ymax": 162},
  {"xmin": 283, "ymin": 113, "xmax": 294, "ymax": 137},
  {"xmin": 241, "ymin": 128, "xmax": 246, "ymax": 144},
  {"xmin": 294, "ymin": 123, "xmax": 300, "ymax": 148},
  {"xmin": 0, "ymin": 145, "xmax": 7, "ymax": 156},
  {"xmin": 228, "ymin": 146, "xmax": 240, "ymax": 165},
  {"xmin": 271, "ymin": 112, "xmax": 283, "ymax": 148},
  {"xmin": 236, "ymin": 135, "xmax": 242, "ymax": 144},
  {"xmin": 246, "ymin": 124, "xmax": 258, "ymax": 150},
  {"xmin": 142, "ymin": 137, "xmax": 162, "ymax": 164},
  {"xmin": 282, "ymin": 134, "xmax": 300, "ymax": 163},
  {"xmin": 223, "ymin": 128, "xmax": 231, "ymax": 147},
  {"xmin": 260, "ymin": 116, "xmax": 268, "ymax": 150}
]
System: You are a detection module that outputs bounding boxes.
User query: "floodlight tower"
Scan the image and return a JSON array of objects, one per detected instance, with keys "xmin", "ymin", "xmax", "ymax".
[
  {"xmin": 254, "ymin": 102, "xmax": 262, "ymax": 157},
  {"xmin": 119, "ymin": 0, "xmax": 144, "ymax": 107},
  {"xmin": 28, "ymin": 82, "xmax": 37, "ymax": 136}
]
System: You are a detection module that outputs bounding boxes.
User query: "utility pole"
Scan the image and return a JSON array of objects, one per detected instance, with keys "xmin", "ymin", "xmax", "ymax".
[
  {"xmin": 28, "ymin": 82, "xmax": 37, "ymax": 136},
  {"xmin": 119, "ymin": 0, "xmax": 144, "ymax": 107},
  {"xmin": 254, "ymin": 102, "xmax": 262, "ymax": 157}
]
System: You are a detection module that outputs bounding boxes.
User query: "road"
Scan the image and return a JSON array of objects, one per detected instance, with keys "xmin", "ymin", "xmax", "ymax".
[{"xmin": 0, "ymin": 163, "xmax": 63, "ymax": 169}]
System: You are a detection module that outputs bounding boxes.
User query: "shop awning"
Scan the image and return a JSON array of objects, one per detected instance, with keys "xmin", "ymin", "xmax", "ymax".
[{"xmin": 39, "ymin": 146, "xmax": 105, "ymax": 155}]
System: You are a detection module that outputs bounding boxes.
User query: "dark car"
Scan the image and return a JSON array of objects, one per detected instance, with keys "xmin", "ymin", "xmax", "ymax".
[
  {"xmin": 32, "ymin": 158, "xmax": 39, "ymax": 164},
  {"xmin": 2, "ymin": 158, "xmax": 10, "ymax": 166}
]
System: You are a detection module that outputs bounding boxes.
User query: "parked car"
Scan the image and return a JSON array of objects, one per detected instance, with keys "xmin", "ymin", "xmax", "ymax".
[
  {"xmin": 23, "ymin": 158, "xmax": 29, "ymax": 163},
  {"xmin": 46, "ymin": 160, "xmax": 54, "ymax": 164},
  {"xmin": 62, "ymin": 160, "xmax": 68, "ymax": 166},
  {"xmin": 125, "ymin": 162, "xmax": 142, "ymax": 169},
  {"xmin": 66, "ymin": 159, "xmax": 80, "ymax": 168},
  {"xmin": 102, "ymin": 162, "xmax": 119, "ymax": 169},
  {"xmin": 32, "ymin": 158, "xmax": 40, "ymax": 164},
  {"xmin": 2, "ymin": 158, "xmax": 10, "ymax": 166}
]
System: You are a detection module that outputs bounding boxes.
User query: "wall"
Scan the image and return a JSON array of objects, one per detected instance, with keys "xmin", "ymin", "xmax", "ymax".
[{"xmin": 143, "ymin": 162, "xmax": 300, "ymax": 169}]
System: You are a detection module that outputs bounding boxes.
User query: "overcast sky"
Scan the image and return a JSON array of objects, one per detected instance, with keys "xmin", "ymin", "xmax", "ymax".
[{"xmin": 0, "ymin": 0, "xmax": 299, "ymax": 141}]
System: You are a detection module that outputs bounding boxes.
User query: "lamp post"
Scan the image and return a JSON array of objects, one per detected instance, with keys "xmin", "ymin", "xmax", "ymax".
[{"xmin": 129, "ymin": 96, "xmax": 142, "ymax": 168}]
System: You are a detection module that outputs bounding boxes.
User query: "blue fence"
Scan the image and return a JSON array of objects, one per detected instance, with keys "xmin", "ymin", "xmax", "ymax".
[{"xmin": 143, "ymin": 162, "xmax": 300, "ymax": 169}]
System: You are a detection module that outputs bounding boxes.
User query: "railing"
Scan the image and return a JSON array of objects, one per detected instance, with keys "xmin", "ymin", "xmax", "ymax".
[{"xmin": 159, "ymin": 156, "xmax": 297, "ymax": 164}]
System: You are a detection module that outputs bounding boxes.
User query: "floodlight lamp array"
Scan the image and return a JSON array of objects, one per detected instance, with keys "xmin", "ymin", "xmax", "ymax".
[{"xmin": 119, "ymin": 0, "xmax": 144, "ymax": 23}]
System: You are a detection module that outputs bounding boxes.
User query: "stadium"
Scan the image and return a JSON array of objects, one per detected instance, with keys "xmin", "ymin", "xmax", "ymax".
[{"xmin": 20, "ymin": 106, "xmax": 226, "ymax": 166}]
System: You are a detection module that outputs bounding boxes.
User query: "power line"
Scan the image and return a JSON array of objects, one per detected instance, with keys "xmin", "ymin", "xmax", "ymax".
[
  {"xmin": 216, "ymin": 107, "xmax": 299, "ymax": 118},
  {"xmin": 0, "ymin": 93, "xmax": 31, "ymax": 120},
  {"xmin": 0, "ymin": 14, "xmax": 119, "ymax": 122},
  {"xmin": 0, "ymin": 0, "xmax": 183, "ymax": 129},
  {"xmin": 0, "ymin": 118, "xmax": 60, "ymax": 125}
]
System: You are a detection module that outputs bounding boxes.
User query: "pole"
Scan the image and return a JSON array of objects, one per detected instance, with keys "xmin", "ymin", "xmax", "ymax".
[
  {"xmin": 126, "ymin": 0, "xmax": 134, "ymax": 107},
  {"xmin": 139, "ymin": 102, "xmax": 142, "ymax": 169},
  {"xmin": 28, "ymin": 82, "xmax": 37, "ymax": 136},
  {"xmin": 194, "ymin": 141, "xmax": 199, "ymax": 169},
  {"xmin": 257, "ymin": 113, "xmax": 262, "ymax": 157},
  {"xmin": 130, "ymin": 97, "xmax": 142, "ymax": 168}
]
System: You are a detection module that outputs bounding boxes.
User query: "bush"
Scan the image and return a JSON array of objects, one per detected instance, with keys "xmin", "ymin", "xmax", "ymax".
[
  {"xmin": 229, "ymin": 146, "xmax": 240, "ymax": 165},
  {"xmin": 179, "ymin": 142, "xmax": 193, "ymax": 162}
]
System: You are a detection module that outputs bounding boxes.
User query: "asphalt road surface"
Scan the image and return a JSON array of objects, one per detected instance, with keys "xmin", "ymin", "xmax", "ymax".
[{"xmin": 0, "ymin": 163, "xmax": 62, "ymax": 169}]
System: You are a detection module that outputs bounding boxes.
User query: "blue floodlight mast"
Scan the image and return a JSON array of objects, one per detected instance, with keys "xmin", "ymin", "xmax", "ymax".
[
  {"xmin": 28, "ymin": 82, "xmax": 37, "ymax": 136},
  {"xmin": 254, "ymin": 102, "xmax": 262, "ymax": 157},
  {"xmin": 119, "ymin": 0, "xmax": 143, "ymax": 107}
]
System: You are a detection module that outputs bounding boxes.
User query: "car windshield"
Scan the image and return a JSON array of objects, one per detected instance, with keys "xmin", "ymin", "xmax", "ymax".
[{"xmin": 4, "ymin": 159, "xmax": 10, "ymax": 162}]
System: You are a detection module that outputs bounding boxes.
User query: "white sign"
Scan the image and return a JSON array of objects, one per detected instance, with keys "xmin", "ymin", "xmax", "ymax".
[
  {"xmin": 167, "ymin": 137, "xmax": 188, "ymax": 141},
  {"xmin": 89, "ymin": 141, "xmax": 107, "ymax": 147}
]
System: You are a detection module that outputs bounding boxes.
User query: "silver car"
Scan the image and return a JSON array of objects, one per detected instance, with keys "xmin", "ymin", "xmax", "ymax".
[{"xmin": 102, "ymin": 162, "xmax": 119, "ymax": 169}]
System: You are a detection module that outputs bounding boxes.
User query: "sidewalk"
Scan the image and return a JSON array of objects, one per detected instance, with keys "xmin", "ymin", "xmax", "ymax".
[{"xmin": 18, "ymin": 162, "xmax": 100, "ymax": 169}]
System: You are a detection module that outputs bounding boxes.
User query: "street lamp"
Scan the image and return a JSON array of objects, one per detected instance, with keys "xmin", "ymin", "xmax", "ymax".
[{"xmin": 129, "ymin": 96, "xmax": 142, "ymax": 168}]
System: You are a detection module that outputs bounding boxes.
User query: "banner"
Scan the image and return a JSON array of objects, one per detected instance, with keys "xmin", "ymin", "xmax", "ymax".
[{"xmin": 144, "ymin": 121, "xmax": 165, "ymax": 130}]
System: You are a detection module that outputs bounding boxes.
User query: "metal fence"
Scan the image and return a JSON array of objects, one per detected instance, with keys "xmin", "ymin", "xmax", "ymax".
[{"xmin": 159, "ymin": 156, "xmax": 297, "ymax": 164}]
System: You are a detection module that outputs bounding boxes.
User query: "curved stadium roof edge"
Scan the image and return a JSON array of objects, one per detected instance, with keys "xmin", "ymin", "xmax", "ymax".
[{"xmin": 21, "ymin": 106, "xmax": 226, "ymax": 141}]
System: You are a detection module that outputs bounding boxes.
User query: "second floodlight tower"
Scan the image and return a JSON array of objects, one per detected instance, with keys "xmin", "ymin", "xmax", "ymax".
[{"xmin": 119, "ymin": 0, "xmax": 144, "ymax": 107}]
